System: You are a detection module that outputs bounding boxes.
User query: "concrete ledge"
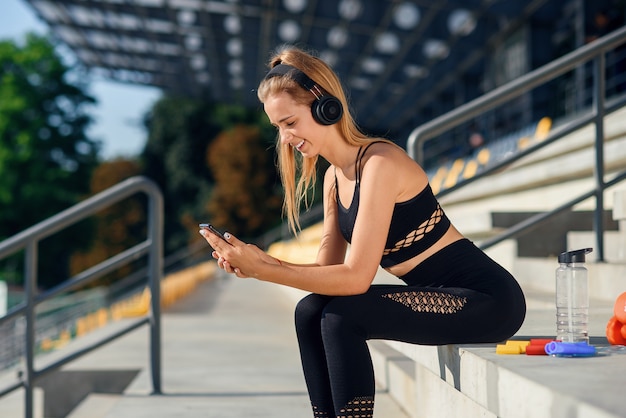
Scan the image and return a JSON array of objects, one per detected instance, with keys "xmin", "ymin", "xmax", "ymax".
[
  {"xmin": 369, "ymin": 331, "xmax": 626, "ymax": 418},
  {"xmin": 613, "ymin": 189, "xmax": 626, "ymax": 220},
  {"xmin": 368, "ymin": 341, "xmax": 416, "ymax": 414},
  {"xmin": 279, "ymin": 259, "xmax": 626, "ymax": 418},
  {"xmin": 67, "ymin": 394, "xmax": 121, "ymax": 418},
  {"xmin": 365, "ymin": 270, "xmax": 625, "ymax": 418}
]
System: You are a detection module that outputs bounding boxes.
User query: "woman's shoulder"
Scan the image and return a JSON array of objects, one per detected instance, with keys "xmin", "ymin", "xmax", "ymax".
[
  {"xmin": 362, "ymin": 140, "xmax": 413, "ymax": 164},
  {"xmin": 361, "ymin": 140, "xmax": 428, "ymax": 183}
]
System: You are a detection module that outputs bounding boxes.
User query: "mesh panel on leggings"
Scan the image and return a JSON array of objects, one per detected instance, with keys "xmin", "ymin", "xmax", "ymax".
[
  {"xmin": 337, "ymin": 396, "xmax": 374, "ymax": 418},
  {"xmin": 382, "ymin": 290, "xmax": 467, "ymax": 314},
  {"xmin": 312, "ymin": 404, "xmax": 330, "ymax": 416}
]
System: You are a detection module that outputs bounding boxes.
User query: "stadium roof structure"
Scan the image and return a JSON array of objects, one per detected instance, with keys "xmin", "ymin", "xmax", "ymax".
[{"xmin": 23, "ymin": 0, "xmax": 566, "ymax": 141}]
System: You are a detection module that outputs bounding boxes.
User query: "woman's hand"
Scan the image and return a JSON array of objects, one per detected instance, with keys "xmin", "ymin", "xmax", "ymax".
[{"xmin": 199, "ymin": 228, "xmax": 280, "ymax": 279}]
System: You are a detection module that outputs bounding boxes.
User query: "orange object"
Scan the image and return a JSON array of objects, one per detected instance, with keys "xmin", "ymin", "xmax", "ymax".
[
  {"xmin": 606, "ymin": 316, "xmax": 626, "ymax": 345},
  {"xmin": 614, "ymin": 292, "xmax": 626, "ymax": 323},
  {"xmin": 621, "ymin": 323, "xmax": 626, "ymax": 340}
]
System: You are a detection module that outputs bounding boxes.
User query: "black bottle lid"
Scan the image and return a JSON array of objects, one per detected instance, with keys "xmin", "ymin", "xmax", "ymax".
[{"xmin": 558, "ymin": 248, "xmax": 593, "ymax": 263}]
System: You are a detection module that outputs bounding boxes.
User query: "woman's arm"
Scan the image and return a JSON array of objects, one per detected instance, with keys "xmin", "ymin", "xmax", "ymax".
[
  {"xmin": 252, "ymin": 166, "xmax": 347, "ymax": 270},
  {"xmin": 314, "ymin": 166, "xmax": 349, "ymax": 266},
  {"xmin": 202, "ymin": 147, "xmax": 405, "ymax": 295}
]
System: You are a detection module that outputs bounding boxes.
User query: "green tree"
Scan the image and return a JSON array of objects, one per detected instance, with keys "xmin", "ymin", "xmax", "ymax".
[
  {"xmin": 141, "ymin": 96, "xmax": 279, "ymax": 254},
  {"xmin": 70, "ymin": 158, "xmax": 145, "ymax": 288},
  {"xmin": 0, "ymin": 33, "xmax": 100, "ymax": 288},
  {"xmin": 206, "ymin": 124, "xmax": 282, "ymax": 238}
]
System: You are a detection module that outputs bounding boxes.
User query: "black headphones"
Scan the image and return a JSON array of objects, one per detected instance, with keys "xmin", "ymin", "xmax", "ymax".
[{"xmin": 264, "ymin": 63, "xmax": 343, "ymax": 126}]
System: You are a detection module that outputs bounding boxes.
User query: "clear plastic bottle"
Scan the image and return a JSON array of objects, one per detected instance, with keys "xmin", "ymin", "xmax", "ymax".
[{"xmin": 555, "ymin": 248, "xmax": 593, "ymax": 343}]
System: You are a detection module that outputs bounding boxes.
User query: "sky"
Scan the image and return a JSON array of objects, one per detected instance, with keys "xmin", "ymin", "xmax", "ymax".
[{"xmin": 1, "ymin": 0, "xmax": 163, "ymax": 160}]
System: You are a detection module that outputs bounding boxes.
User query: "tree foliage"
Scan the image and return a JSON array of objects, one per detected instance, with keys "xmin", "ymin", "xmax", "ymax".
[
  {"xmin": 0, "ymin": 34, "xmax": 100, "ymax": 288},
  {"xmin": 69, "ymin": 158, "xmax": 145, "ymax": 287},
  {"xmin": 206, "ymin": 124, "xmax": 282, "ymax": 237},
  {"xmin": 141, "ymin": 96, "xmax": 281, "ymax": 254}
]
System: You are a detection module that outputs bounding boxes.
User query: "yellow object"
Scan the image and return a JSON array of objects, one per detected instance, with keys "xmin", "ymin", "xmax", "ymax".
[
  {"xmin": 443, "ymin": 159, "xmax": 465, "ymax": 189},
  {"xmin": 534, "ymin": 117, "xmax": 552, "ymax": 141},
  {"xmin": 462, "ymin": 160, "xmax": 478, "ymax": 179},
  {"xmin": 476, "ymin": 148, "xmax": 490, "ymax": 166},
  {"xmin": 496, "ymin": 340, "xmax": 530, "ymax": 355},
  {"xmin": 518, "ymin": 137, "xmax": 531, "ymax": 150}
]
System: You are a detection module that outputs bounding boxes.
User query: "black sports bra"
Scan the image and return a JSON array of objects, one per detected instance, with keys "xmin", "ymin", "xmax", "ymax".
[{"xmin": 335, "ymin": 142, "xmax": 451, "ymax": 268}]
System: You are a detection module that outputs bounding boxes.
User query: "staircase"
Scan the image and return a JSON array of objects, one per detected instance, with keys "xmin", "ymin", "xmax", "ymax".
[
  {"xmin": 270, "ymin": 105, "xmax": 626, "ymax": 418},
  {"xmin": 364, "ymin": 106, "xmax": 626, "ymax": 418}
]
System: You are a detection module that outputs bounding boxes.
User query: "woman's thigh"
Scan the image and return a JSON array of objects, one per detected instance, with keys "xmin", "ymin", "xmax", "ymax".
[{"xmin": 321, "ymin": 284, "xmax": 510, "ymax": 345}]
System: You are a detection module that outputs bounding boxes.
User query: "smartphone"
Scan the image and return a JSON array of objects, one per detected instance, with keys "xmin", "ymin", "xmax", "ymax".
[{"xmin": 199, "ymin": 223, "xmax": 230, "ymax": 243}]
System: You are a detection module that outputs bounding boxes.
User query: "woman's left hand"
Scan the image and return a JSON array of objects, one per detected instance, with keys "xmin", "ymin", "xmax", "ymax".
[{"xmin": 199, "ymin": 229, "xmax": 278, "ymax": 278}]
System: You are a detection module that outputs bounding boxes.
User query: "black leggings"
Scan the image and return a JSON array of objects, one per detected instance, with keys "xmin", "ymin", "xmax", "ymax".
[{"xmin": 294, "ymin": 239, "xmax": 526, "ymax": 418}]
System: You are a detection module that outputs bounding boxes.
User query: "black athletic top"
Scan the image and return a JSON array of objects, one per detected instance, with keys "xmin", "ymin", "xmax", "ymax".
[{"xmin": 336, "ymin": 142, "xmax": 451, "ymax": 268}]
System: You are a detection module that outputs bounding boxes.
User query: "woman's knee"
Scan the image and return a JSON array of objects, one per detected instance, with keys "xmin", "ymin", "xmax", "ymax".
[
  {"xmin": 320, "ymin": 298, "xmax": 366, "ymax": 342},
  {"xmin": 294, "ymin": 293, "xmax": 330, "ymax": 333}
]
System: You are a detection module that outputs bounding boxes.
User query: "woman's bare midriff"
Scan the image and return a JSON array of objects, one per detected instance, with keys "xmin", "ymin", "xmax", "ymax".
[{"xmin": 383, "ymin": 225, "xmax": 465, "ymax": 278}]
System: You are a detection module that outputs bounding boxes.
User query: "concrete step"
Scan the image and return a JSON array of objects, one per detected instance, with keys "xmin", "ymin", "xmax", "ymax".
[
  {"xmin": 67, "ymin": 394, "xmax": 121, "ymax": 418},
  {"xmin": 439, "ymin": 106, "xmax": 626, "ymax": 207},
  {"xmin": 278, "ymin": 265, "xmax": 626, "ymax": 418},
  {"xmin": 366, "ymin": 287, "xmax": 625, "ymax": 418}
]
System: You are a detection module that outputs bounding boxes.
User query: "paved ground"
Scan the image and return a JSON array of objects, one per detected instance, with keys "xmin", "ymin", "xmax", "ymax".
[{"xmin": 49, "ymin": 271, "xmax": 410, "ymax": 418}]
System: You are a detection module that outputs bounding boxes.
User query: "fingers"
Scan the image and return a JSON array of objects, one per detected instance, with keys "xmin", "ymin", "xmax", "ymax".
[
  {"xmin": 199, "ymin": 229, "xmax": 237, "ymax": 249},
  {"xmin": 200, "ymin": 229, "xmax": 246, "ymax": 275},
  {"xmin": 222, "ymin": 259, "xmax": 238, "ymax": 275}
]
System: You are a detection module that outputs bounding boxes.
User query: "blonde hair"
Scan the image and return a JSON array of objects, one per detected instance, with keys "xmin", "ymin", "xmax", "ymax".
[{"xmin": 257, "ymin": 45, "xmax": 392, "ymax": 234}]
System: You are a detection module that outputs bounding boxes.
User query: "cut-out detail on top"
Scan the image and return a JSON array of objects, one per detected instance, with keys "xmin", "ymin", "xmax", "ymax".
[{"xmin": 383, "ymin": 204, "xmax": 443, "ymax": 255}]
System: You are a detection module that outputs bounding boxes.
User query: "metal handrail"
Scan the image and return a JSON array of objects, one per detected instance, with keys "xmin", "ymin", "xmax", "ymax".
[
  {"xmin": 0, "ymin": 176, "xmax": 163, "ymax": 418},
  {"xmin": 406, "ymin": 26, "xmax": 626, "ymax": 261}
]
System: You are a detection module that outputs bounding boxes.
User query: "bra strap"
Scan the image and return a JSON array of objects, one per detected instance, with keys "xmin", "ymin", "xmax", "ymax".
[{"xmin": 356, "ymin": 141, "xmax": 384, "ymax": 184}]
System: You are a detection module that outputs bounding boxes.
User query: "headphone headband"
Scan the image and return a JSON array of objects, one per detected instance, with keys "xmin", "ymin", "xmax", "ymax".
[
  {"xmin": 263, "ymin": 63, "xmax": 343, "ymax": 126},
  {"xmin": 265, "ymin": 64, "xmax": 317, "ymax": 91}
]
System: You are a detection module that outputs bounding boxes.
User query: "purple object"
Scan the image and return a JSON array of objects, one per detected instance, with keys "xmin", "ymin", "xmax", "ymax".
[{"xmin": 545, "ymin": 341, "xmax": 596, "ymax": 357}]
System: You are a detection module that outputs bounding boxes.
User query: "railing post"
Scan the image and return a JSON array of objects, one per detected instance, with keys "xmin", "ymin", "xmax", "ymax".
[
  {"xmin": 24, "ymin": 241, "xmax": 37, "ymax": 418},
  {"xmin": 593, "ymin": 54, "xmax": 606, "ymax": 262},
  {"xmin": 148, "ymin": 183, "xmax": 163, "ymax": 395}
]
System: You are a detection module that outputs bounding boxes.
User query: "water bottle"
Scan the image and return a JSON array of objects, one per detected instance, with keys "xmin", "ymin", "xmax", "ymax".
[{"xmin": 556, "ymin": 248, "xmax": 593, "ymax": 343}]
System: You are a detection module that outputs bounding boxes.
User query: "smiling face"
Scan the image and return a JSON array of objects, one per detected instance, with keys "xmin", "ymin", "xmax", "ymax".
[{"xmin": 264, "ymin": 91, "xmax": 329, "ymax": 158}]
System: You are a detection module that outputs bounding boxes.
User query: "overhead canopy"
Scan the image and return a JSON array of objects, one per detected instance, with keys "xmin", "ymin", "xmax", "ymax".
[{"xmin": 24, "ymin": 0, "xmax": 586, "ymax": 142}]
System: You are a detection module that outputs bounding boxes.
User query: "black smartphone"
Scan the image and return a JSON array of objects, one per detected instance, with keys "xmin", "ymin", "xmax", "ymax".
[{"xmin": 199, "ymin": 223, "xmax": 230, "ymax": 243}]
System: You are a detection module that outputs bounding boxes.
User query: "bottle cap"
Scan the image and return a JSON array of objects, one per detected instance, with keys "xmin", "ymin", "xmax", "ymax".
[{"xmin": 557, "ymin": 248, "xmax": 593, "ymax": 263}]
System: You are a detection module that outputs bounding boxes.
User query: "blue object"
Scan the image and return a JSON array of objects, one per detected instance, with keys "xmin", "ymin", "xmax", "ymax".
[{"xmin": 545, "ymin": 341, "xmax": 596, "ymax": 357}]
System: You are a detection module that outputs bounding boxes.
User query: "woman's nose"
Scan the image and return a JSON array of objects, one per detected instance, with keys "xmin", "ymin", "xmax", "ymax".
[{"xmin": 279, "ymin": 128, "xmax": 292, "ymax": 145}]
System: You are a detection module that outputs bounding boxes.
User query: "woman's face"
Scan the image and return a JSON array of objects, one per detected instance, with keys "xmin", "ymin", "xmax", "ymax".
[{"xmin": 264, "ymin": 91, "xmax": 327, "ymax": 157}]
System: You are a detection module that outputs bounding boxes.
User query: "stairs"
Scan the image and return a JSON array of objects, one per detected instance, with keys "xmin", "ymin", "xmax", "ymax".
[
  {"xmin": 363, "ymin": 107, "xmax": 626, "ymax": 418},
  {"xmin": 272, "ymin": 105, "xmax": 626, "ymax": 418}
]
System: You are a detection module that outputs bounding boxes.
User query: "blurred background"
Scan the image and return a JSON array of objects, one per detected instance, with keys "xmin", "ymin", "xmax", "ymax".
[{"xmin": 0, "ymin": 0, "xmax": 625, "ymax": 374}]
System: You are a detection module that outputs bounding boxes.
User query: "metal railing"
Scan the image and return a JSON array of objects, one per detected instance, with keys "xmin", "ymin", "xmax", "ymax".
[
  {"xmin": 407, "ymin": 26, "xmax": 626, "ymax": 262},
  {"xmin": 0, "ymin": 176, "xmax": 163, "ymax": 418}
]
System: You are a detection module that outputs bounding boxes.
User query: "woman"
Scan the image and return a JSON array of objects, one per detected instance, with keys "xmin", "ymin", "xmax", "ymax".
[{"xmin": 200, "ymin": 45, "xmax": 526, "ymax": 418}]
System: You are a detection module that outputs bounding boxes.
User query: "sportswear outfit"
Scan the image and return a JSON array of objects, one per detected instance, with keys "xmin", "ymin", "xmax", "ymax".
[{"xmin": 295, "ymin": 142, "xmax": 526, "ymax": 417}]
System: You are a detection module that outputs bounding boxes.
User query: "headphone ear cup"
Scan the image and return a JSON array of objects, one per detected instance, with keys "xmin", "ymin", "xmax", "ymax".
[{"xmin": 311, "ymin": 95, "xmax": 343, "ymax": 125}]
